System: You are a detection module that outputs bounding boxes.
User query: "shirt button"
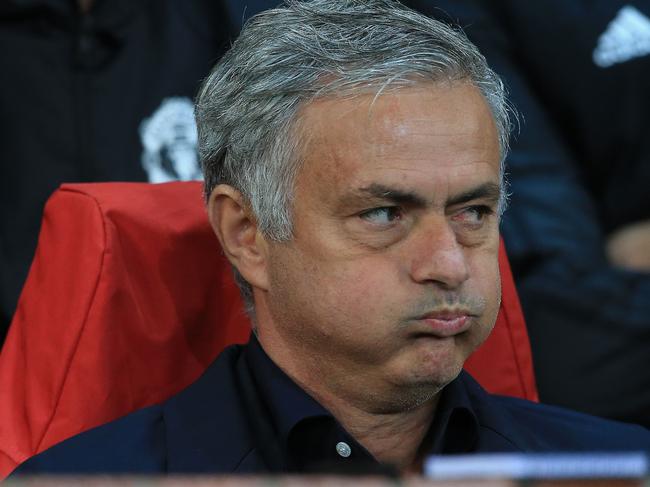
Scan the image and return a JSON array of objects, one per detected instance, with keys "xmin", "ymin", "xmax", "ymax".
[{"xmin": 336, "ymin": 441, "xmax": 352, "ymax": 458}]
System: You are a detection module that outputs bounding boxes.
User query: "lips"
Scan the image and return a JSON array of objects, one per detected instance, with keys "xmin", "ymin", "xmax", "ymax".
[{"xmin": 415, "ymin": 311, "xmax": 473, "ymax": 337}]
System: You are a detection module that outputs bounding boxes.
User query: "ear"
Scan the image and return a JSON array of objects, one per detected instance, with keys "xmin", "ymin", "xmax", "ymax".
[{"xmin": 207, "ymin": 185, "xmax": 270, "ymax": 292}]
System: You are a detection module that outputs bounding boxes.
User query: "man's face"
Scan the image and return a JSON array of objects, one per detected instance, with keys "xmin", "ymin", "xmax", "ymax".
[{"xmin": 259, "ymin": 82, "xmax": 502, "ymax": 412}]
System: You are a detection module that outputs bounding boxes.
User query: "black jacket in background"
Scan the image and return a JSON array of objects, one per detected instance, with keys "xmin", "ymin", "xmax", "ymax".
[
  {"xmin": 0, "ymin": 0, "xmax": 273, "ymax": 342},
  {"xmin": 405, "ymin": 0, "xmax": 650, "ymax": 426}
]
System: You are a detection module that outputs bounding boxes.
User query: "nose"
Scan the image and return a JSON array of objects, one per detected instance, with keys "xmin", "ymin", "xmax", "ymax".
[{"xmin": 408, "ymin": 218, "xmax": 470, "ymax": 289}]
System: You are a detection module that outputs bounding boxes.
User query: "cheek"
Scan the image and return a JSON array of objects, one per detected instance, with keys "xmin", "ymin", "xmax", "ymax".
[
  {"xmin": 333, "ymin": 252, "xmax": 411, "ymax": 295},
  {"xmin": 270, "ymin": 250, "xmax": 402, "ymax": 335},
  {"xmin": 316, "ymin": 260, "xmax": 401, "ymax": 326}
]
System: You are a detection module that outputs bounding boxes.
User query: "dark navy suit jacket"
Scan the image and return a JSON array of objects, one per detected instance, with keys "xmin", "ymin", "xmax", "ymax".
[{"xmin": 14, "ymin": 344, "xmax": 650, "ymax": 475}]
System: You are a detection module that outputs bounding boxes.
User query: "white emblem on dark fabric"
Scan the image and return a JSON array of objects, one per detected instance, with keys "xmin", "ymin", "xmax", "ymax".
[
  {"xmin": 139, "ymin": 97, "xmax": 202, "ymax": 183},
  {"xmin": 593, "ymin": 5, "xmax": 650, "ymax": 67}
]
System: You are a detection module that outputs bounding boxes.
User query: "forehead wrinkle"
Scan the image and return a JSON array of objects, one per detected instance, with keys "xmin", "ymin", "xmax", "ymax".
[
  {"xmin": 366, "ymin": 84, "xmax": 492, "ymax": 135},
  {"xmin": 367, "ymin": 119, "xmax": 496, "ymax": 163}
]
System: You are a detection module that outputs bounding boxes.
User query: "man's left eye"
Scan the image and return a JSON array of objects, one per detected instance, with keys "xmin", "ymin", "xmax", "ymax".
[
  {"xmin": 359, "ymin": 206, "xmax": 403, "ymax": 225},
  {"xmin": 453, "ymin": 206, "xmax": 493, "ymax": 225}
]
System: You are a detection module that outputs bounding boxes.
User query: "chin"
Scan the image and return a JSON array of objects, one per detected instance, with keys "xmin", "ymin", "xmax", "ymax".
[
  {"xmin": 386, "ymin": 370, "xmax": 455, "ymax": 413},
  {"xmin": 407, "ymin": 343, "xmax": 466, "ymax": 388},
  {"xmin": 369, "ymin": 355, "xmax": 464, "ymax": 414}
]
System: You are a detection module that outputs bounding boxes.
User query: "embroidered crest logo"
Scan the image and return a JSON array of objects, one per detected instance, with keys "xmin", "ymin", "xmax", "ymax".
[{"xmin": 139, "ymin": 97, "xmax": 202, "ymax": 183}]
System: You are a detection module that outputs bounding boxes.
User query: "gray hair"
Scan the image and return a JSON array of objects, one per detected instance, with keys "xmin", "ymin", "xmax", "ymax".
[{"xmin": 196, "ymin": 0, "xmax": 513, "ymax": 314}]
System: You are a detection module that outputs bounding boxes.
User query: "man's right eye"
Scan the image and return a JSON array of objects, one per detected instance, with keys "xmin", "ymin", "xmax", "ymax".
[{"xmin": 359, "ymin": 206, "xmax": 403, "ymax": 226}]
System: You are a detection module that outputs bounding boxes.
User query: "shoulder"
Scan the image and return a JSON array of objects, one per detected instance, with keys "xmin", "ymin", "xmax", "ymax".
[
  {"xmin": 13, "ymin": 346, "xmax": 247, "ymax": 476},
  {"xmin": 13, "ymin": 404, "xmax": 167, "ymax": 475},
  {"xmin": 495, "ymin": 395, "xmax": 649, "ymax": 450},
  {"xmin": 462, "ymin": 374, "xmax": 650, "ymax": 452}
]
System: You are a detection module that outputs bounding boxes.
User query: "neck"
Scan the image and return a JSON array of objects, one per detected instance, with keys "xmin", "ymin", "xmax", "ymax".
[
  {"xmin": 255, "ymin": 322, "xmax": 441, "ymax": 474},
  {"xmin": 323, "ymin": 389, "xmax": 439, "ymax": 474}
]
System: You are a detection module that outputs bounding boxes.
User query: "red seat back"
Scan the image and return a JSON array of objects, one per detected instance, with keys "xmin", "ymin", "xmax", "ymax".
[{"xmin": 0, "ymin": 181, "xmax": 537, "ymax": 479}]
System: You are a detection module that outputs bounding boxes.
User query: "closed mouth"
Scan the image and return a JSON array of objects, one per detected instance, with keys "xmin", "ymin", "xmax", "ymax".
[{"xmin": 412, "ymin": 309, "xmax": 475, "ymax": 338}]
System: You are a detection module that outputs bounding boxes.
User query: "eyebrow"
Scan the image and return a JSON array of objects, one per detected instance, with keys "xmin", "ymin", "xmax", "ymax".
[
  {"xmin": 356, "ymin": 183, "xmax": 428, "ymax": 207},
  {"xmin": 447, "ymin": 182, "xmax": 502, "ymax": 207},
  {"xmin": 354, "ymin": 181, "xmax": 501, "ymax": 208}
]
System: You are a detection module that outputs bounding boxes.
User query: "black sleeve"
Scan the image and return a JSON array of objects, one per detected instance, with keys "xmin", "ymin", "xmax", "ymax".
[{"xmin": 405, "ymin": 0, "xmax": 650, "ymax": 427}]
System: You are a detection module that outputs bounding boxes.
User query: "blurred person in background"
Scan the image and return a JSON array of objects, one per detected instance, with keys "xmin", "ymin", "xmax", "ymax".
[
  {"xmin": 403, "ymin": 0, "xmax": 650, "ymax": 427},
  {"xmin": 0, "ymin": 0, "xmax": 270, "ymax": 343}
]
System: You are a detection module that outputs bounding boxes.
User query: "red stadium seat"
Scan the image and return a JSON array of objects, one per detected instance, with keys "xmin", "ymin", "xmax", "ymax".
[{"xmin": 0, "ymin": 181, "xmax": 537, "ymax": 479}]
